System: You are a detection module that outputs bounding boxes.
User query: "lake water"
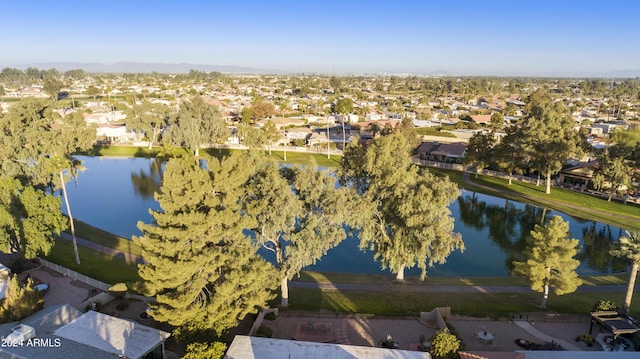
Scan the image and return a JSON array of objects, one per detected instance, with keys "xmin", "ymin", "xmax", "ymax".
[{"xmin": 62, "ymin": 156, "xmax": 628, "ymax": 277}]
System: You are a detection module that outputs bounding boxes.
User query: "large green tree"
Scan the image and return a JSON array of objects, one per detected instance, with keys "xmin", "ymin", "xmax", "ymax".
[
  {"xmin": 592, "ymin": 156, "xmax": 633, "ymax": 202},
  {"xmin": 463, "ymin": 131, "xmax": 496, "ymax": 178},
  {"xmin": 0, "ymin": 101, "xmax": 94, "ymax": 263},
  {"xmin": 0, "ymin": 176, "xmax": 66, "ymax": 259},
  {"xmin": 43, "ymin": 78, "xmax": 63, "ymax": 100},
  {"xmin": 341, "ymin": 132, "xmax": 463, "ymax": 281},
  {"xmin": 243, "ymin": 159, "xmax": 357, "ymax": 307},
  {"xmin": 136, "ymin": 154, "xmax": 277, "ymax": 333},
  {"xmin": 166, "ymin": 96, "xmax": 229, "ymax": 156},
  {"xmin": 513, "ymin": 215, "xmax": 582, "ymax": 308},
  {"xmin": 522, "ymin": 91, "xmax": 584, "ymax": 194},
  {"xmin": 494, "ymin": 125, "xmax": 527, "ymax": 185},
  {"xmin": 610, "ymin": 230, "xmax": 640, "ymax": 314},
  {"xmin": 125, "ymin": 101, "xmax": 169, "ymax": 149}
]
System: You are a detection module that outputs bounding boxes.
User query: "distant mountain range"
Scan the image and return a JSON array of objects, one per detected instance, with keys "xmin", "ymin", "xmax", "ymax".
[
  {"xmin": 10, "ymin": 62, "xmax": 279, "ymax": 74},
  {"xmin": 4, "ymin": 62, "xmax": 640, "ymax": 78}
]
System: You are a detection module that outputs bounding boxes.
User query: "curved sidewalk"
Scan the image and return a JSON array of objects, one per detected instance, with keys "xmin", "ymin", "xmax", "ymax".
[{"xmin": 514, "ymin": 320, "xmax": 581, "ymax": 351}]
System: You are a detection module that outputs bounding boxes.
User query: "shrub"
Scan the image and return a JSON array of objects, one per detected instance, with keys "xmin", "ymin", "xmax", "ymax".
[
  {"xmin": 0, "ymin": 276, "xmax": 40, "ymax": 323},
  {"xmin": 182, "ymin": 342, "xmax": 227, "ymax": 359},
  {"xmin": 577, "ymin": 333, "xmax": 594, "ymax": 346},
  {"xmin": 593, "ymin": 300, "xmax": 618, "ymax": 312},
  {"xmin": 430, "ymin": 329, "xmax": 461, "ymax": 359},
  {"xmin": 256, "ymin": 325, "xmax": 272, "ymax": 338},
  {"xmin": 108, "ymin": 283, "xmax": 128, "ymax": 297}
]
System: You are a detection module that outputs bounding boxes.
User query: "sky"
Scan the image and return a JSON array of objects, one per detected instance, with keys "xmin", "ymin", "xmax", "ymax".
[{"xmin": 1, "ymin": 0, "xmax": 639, "ymax": 76}]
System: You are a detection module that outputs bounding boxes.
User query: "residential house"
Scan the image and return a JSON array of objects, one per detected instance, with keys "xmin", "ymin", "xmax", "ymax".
[
  {"xmin": 0, "ymin": 304, "xmax": 170, "ymax": 359},
  {"xmin": 417, "ymin": 141, "xmax": 467, "ymax": 164},
  {"xmin": 225, "ymin": 336, "xmax": 430, "ymax": 359},
  {"xmin": 469, "ymin": 115, "xmax": 492, "ymax": 126}
]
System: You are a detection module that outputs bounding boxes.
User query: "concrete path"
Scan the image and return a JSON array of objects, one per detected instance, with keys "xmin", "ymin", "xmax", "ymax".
[
  {"xmin": 59, "ymin": 231, "xmax": 636, "ymax": 294},
  {"xmin": 514, "ymin": 320, "xmax": 581, "ymax": 351},
  {"xmin": 288, "ymin": 280, "xmax": 634, "ymax": 293},
  {"xmin": 59, "ymin": 232, "xmax": 145, "ymax": 264}
]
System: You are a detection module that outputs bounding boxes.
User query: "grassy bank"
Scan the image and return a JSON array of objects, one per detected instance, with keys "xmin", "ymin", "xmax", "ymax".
[
  {"xmin": 72, "ymin": 219, "xmax": 142, "ymax": 256},
  {"xmin": 427, "ymin": 168, "xmax": 640, "ymax": 231},
  {"xmin": 83, "ymin": 145, "xmax": 342, "ymax": 167},
  {"xmin": 44, "ymin": 239, "xmax": 141, "ymax": 285},
  {"xmin": 295, "ymin": 270, "xmax": 629, "ymax": 287}
]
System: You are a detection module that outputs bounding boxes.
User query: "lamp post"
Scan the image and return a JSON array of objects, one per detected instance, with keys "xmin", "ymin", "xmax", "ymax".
[{"xmin": 326, "ymin": 116, "xmax": 330, "ymax": 159}]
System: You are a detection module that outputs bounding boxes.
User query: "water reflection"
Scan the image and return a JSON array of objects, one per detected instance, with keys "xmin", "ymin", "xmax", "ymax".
[
  {"xmin": 457, "ymin": 192, "xmax": 628, "ymax": 275},
  {"xmin": 130, "ymin": 158, "xmax": 165, "ymax": 199},
  {"xmin": 63, "ymin": 156, "xmax": 629, "ymax": 276}
]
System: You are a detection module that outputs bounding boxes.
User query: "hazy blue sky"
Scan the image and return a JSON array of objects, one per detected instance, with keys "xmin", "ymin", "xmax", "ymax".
[{"xmin": 1, "ymin": 0, "xmax": 638, "ymax": 76}]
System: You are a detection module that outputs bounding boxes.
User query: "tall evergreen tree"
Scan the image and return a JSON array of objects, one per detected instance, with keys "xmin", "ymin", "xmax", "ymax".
[
  {"xmin": 494, "ymin": 125, "xmax": 527, "ymax": 185},
  {"xmin": 513, "ymin": 215, "xmax": 582, "ymax": 308},
  {"xmin": 243, "ymin": 159, "xmax": 357, "ymax": 307},
  {"xmin": 135, "ymin": 154, "xmax": 277, "ymax": 333},
  {"xmin": 0, "ymin": 275, "xmax": 40, "ymax": 323},
  {"xmin": 522, "ymin": 91, "xmax": 584, "ymax": 194},
  {"xmin": 341, "ymin": 132, "xmax": 463, "ymax": 281}
]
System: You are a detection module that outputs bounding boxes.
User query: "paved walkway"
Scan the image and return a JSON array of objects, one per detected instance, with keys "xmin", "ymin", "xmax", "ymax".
[
  {"xmin": 513, "ymin": 320, "xmax": 581, "ymax": 351},
  {"xmin": 59, "ymin": 231, "xmax": 635, "ymax": 294},
  {"xmin": 59, "ymin": 232, "xmax": 145, "ymax": 264},
  {"xmin": 288, "ymin": 280, "xmax": 634, "ymax": 293}
]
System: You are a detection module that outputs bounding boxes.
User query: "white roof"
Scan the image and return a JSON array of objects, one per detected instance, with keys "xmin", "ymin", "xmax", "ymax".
[
  {"xmin": 225, "ymin": 336, "xmax": 430, "ymax": 359},
  {"xmin": 55, "ymin": 310, "xmax": 169, "ymax": 359},
  {"xmin": 0, "ymin": 264, "xmax": 10, "ymax": 299}
]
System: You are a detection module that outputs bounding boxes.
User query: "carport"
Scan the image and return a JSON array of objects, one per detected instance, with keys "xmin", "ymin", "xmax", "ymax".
[{"xmin": 589, "ymin": 311, "xmax": 640, "ymax": 339}]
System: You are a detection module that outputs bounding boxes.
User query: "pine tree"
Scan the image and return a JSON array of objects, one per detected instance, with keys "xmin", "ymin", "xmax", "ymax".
[
  {"xmin": 135, "ymin": 154, "xmax": 277, "ymax": 333},
  {"xmin": 0, "ymin": 275, "xmax": 40, "ymax": 323},
  {"xmin": 513, "ymin": 215, "xmax": 582, "ymax": 308}
]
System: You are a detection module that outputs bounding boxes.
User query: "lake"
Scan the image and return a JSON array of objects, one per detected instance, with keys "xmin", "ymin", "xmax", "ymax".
[{"xmin": 61, "ymin": 156, "xmax": 628, "ymax": 277}]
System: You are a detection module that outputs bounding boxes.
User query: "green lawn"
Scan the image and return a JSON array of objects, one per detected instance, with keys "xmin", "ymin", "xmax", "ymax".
[
  {"xmin": 426, "ymin": 168, "xmax": 640, "ymax": 231},
  {"xmin": 295, "ymin": 270, "xmax": 628, "ymax": 287},
  {"xmin": 284, "ymin": 287, "xmax": 637, "ymax": 318},
  {"xmin": 82, "ymin": 145, "xmax": 342, "ymax": 167},
  {"xmin": 44, "ymin": 239, "xmax": 141, "ymax": 285},
  {"xmin": 72, "ymin": 219, "xmax": 142, "ymax": 256}
]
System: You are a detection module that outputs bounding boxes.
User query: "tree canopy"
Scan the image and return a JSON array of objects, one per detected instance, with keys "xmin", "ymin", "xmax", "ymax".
[
  {"xmin": 521, "ymin": 91, "xmax": 585, "ymax": 194},
  {"xmin": 243, "ymin": 159, "xmax": 358, "ymax": 306},
  {"xmin": 125, "ymin": 101, "xmax": 169, "ymax": 149},
  {"xmin": 165, "ymin": 96, "xmax": 229, "ymax": 156},
  {"xmin": 513, "ymin": 215, "xmax": 582, "ymax": 308},
  {"xmin": 136, "ymin": 153, "xmax": 277, "ymax": 333},
  {"xmin": 340, "ymin": 132, "xmax": 463, "ymax": 281}
]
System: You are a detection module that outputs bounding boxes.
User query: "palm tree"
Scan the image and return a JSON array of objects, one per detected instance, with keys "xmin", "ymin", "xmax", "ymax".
[
  {"xmin": 50, "ymin": 155, "xmax": 83, "ymax": 265},
  {"xmin": 610, "ymin": 230, "xmax": 640, "ymax": 314}
]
